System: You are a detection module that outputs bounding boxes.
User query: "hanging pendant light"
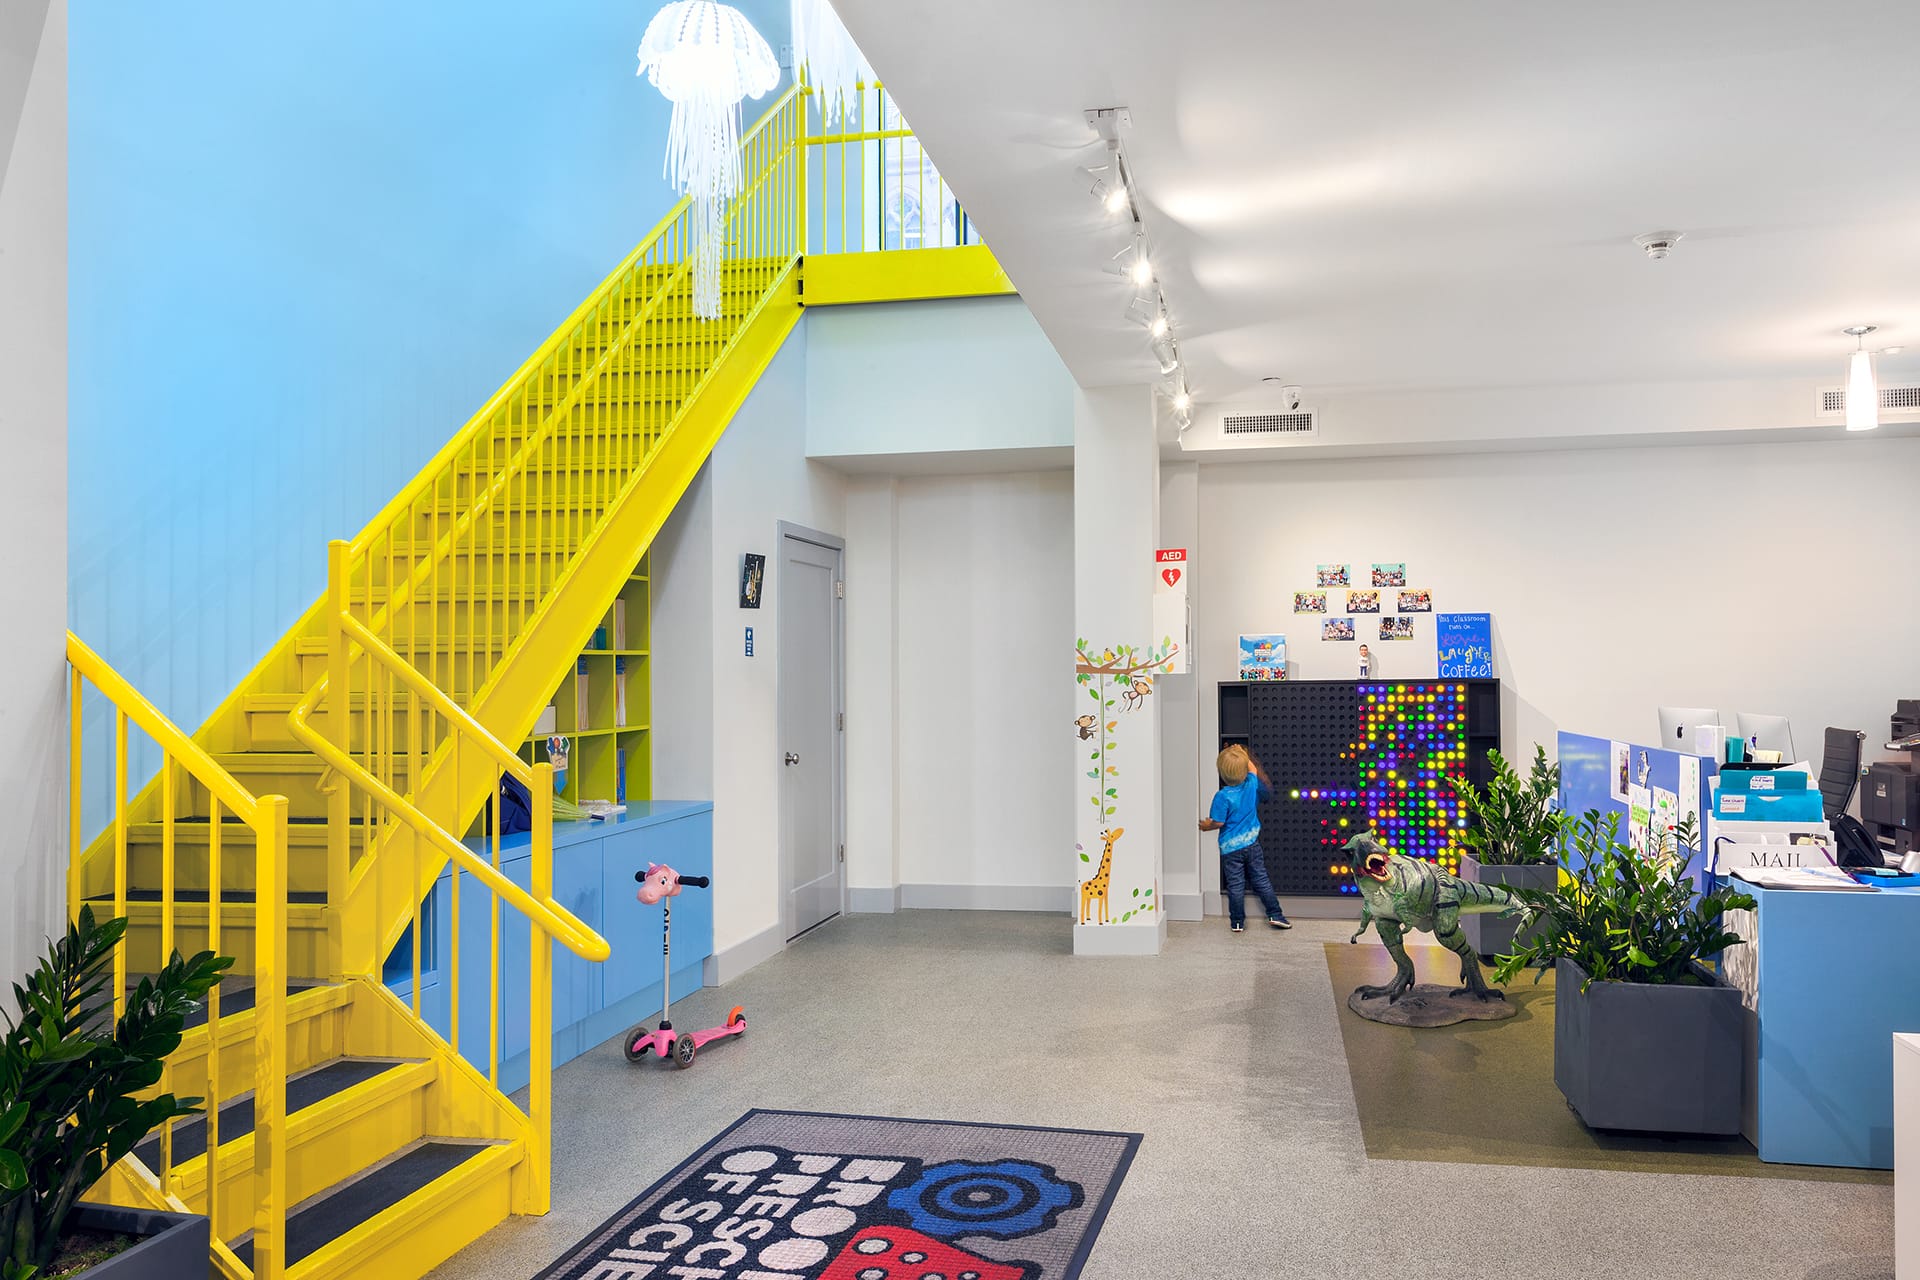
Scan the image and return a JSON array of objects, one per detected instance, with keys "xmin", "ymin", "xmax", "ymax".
[
  {"xmin": 791, "ymin": 0, "xmax": 871, "ymax": 127},
  {"xmin": 1844, "ymin": 325, "xmax": 1880, "ymax": 432},
  {"xmin": 638, "ymin": 1, "xmax": 780, "ymax": 320}
]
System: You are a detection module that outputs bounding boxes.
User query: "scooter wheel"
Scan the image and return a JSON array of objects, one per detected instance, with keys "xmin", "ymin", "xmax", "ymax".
[
  {"xmin": 623, "ymin": 1026, "xmax": 651, "ymax": 1064},
  {"xmin": 726, "ymin": 1006, "xmax": 746, "ymax": 1034},
  {"xmin": 673, "ymin": 1033, "xmax": 697, "ymax": 1068}
]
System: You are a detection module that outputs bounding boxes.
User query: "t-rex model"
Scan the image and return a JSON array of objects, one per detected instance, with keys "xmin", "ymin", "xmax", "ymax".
[{"xmin": 1343, "ymin": 832, "xmax": 1528, "ymax": 1002}]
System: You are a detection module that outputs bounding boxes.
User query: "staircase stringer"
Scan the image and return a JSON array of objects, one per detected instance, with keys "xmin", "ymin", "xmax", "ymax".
[{"xmin": 338, "ymin": 265, "xmax": 805, "ymax": 976}]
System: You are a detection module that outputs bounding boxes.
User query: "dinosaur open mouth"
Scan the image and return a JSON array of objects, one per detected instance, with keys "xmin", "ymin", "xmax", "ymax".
[{"xmin": 1361, "ymin": 853, "xmax": 1390, "ymax": 881}]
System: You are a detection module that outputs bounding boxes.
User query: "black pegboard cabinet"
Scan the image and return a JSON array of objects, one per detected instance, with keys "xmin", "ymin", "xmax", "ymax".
[{"xmin": 1216, "ymin": 679, "xmax": 1501, "ymax": 897}]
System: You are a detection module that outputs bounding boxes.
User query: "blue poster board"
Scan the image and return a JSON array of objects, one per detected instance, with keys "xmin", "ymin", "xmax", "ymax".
[
  {"xmin": 1559, "ymin": 732, "xmax": 1717, "ymax": 888},
  {"xmin": 1436, "ymin": 613, "xmax": 1492, "ymax": 678}
]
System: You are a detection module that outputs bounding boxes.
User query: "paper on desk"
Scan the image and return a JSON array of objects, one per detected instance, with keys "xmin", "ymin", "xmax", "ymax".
[{"xmin": 1731, "ymin": 865, "xmax": 1876, "ymax": 892}]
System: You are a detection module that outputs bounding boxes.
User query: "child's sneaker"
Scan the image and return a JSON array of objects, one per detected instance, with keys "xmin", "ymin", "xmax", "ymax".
[
  {"xmin": 1230, "ymin": 924, "xmax": 1245, "ymax": 934},
  {"xmin": 1268, "ymin": 915, "xmax": 1293, "ymax": 930}
]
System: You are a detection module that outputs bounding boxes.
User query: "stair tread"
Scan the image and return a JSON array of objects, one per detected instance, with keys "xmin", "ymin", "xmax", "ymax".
[
  {"xmin": 87, "ymin": 887, "xmax": 329, "ymax": 905},
  {"xmin": 133, "ymin": 1057, "xmax": 413, "ymax": 1168},
  {"xmin": 179, "ymin": 979, "xmax": 330, "ymax": 1031},
  {"xmin": 230, "ymin": 1140, "xmax": 500, "ymax": 1271}
]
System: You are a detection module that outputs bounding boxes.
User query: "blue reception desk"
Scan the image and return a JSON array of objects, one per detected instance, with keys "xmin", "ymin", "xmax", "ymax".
[
  {"xmin": 391, "ymin": 801, "xmax": 714, "ymax": 1095},
  {"xmin": 1745, "ymin": 883, "xmax": 1920, "ymax": 1168}
]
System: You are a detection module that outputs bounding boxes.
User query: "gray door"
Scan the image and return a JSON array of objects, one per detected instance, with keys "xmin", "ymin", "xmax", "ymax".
[{"xmin": 778, "ymin": 533, "xmax": 843, "ymax": 939}]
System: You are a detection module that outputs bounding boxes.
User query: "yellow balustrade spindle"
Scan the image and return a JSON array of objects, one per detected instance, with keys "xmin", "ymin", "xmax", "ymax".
[
  {"xmin": 251, "ymin": 794, "xmax": 290, "ymax": 1280},
  {"xmin": 326, "ymin": 539, "xmax": 351, "ymax": 978},
  {"xmin": 67, "ymin": 667, "xmax": 80, "ymax": 920},
  {"xmin": 159, "ymin": 757, "xmax": 176, "ymax": 1188},
  {"xmin": 113, "ymin": 709, "xmax": 127, "ymax": 1022},
  {"xmin": 206, "ymin": 794, "xmax": 223, "ymax": 1245},
  {"xmin": 527, "ymin": 762, "xmax": 554, "ymax": 1215}
]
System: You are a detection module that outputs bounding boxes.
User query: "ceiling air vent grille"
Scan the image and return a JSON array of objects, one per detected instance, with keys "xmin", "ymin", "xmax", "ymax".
[
  {"xmin": 1819, "ymin": 386, "xmax": 1920, "ymax": 413},
  {"xmin": 1223, "ymin": 411, "xmax": 1316, "ymax": 436}
]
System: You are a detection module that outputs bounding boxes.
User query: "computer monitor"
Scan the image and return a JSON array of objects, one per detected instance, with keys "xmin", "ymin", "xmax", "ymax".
[
  {"xmin": 1658, "ymin": 707, "xmax": 1723, "ymax": 750},
  {"xmin": 1736, "ymin": 713, "xmax": 1796, "ymax": 761}
]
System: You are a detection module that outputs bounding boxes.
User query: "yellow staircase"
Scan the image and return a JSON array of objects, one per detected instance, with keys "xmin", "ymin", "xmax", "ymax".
[{"xmin": 69, "ymin": 82, "xmax": 1012, "ymax": 1280}]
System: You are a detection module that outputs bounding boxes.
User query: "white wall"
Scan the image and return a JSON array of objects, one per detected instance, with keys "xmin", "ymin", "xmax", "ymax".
[
  {"xmin": 1186, "ymin": 436, "xmax": 1920, "ymax": 899},
  {"xmin": 0, "ymin": 0, "xmax": 66, "ymax": 985},
  {"xmin": 650, "ymin": 330, "xmax": 848, "ymax": 966},
  {"xmin": 893, "ymin": 472, "xmax": 1075, "ymax": 903},
  {"xmin": 841, "ymin": 477, "xmax": 899, "ymax": 905},
  {"xmin": 805, "ymin": 296, "xmax": 1074, "ymax": 465}
]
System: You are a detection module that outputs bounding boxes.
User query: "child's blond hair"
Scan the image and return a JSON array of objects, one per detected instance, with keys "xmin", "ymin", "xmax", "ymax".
[{"xmin": 1217, "ymin": 744, "xmax": 1249, "ymax": 785}]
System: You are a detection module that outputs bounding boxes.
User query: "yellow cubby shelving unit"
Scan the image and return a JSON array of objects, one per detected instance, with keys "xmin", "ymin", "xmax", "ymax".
[{"xmin": 520, "ymin": 554, "xmax": 651, "ymax": 808}]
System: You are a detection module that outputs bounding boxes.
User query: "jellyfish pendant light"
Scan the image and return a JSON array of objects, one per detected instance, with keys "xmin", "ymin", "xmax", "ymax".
[
  {"xmin": 637, "ymin": 1, "xmax": 780, "ymax": 320},
  {"xmin": 791, "ymin": 0, "xmax": 871, "ymax": 126}
]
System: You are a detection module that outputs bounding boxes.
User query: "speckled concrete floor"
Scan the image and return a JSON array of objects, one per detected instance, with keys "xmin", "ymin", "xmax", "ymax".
[{"xmin": 431, "ymin": 911, "xmax": 1895, "ymax": 1280}]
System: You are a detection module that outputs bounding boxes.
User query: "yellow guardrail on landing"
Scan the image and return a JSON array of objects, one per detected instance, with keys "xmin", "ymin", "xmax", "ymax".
[{"xmin": 67, "ymin": 631, "xmax": 290, "ymax": 1280}]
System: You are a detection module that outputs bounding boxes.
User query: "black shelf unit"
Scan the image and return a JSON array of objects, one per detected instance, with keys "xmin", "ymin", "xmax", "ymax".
[{"xmin": 1216, "ymin": 678, "xmax": 1501, "ymax": 897}]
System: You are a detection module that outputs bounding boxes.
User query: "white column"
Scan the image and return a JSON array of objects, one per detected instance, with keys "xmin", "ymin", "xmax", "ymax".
[
  {"xmin": 1156, "ymin": 462, "xmax": 1202, "ymax": 921},
  {"xmin": 843, "ymin": 477, "xmax": 900, "ymax": 911},
  {"xmin": 1072, "ymin": 386, "xmax": 1165, "ymax": 956},
  {"xmin": 0, "ymin": 0, "xmax": 68, "ymax": 988}
]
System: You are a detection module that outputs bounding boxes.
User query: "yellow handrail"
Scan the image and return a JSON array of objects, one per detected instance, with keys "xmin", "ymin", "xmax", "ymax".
[
  {"xmin": 67, "ymin": 631, "xmax": 290, "ymax": 1280},
  {"xmin": 341, "ymin": 82, "xmax": 805, "ymax": 563},
  {"xmin": 287, "ymin": 617, "xmax": 608, "ymax": 963}
]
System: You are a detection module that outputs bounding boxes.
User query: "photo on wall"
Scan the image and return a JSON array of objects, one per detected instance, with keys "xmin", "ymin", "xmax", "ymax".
[
  {"xmin": 739, "ymin": 553, "xmax": 766, "ymax": 609},
  {"xmin": 1610, "ymin": 740, "xmax": 1630, "ymax": 802},
  {"xmin": 1397, "ymin": 588, "xmax": 1432, "ymax": 612},
  {"xmin": 1293, "ymin": 591, "xmax": 1328, "ymax": 614},
  {"xmin": 1371, "ymin": 563, "xmax": 1407, "ymax": 587},
  {"xmin": 1380, "ymin": 616, "xmax": 1415, "ymax": 640},
  {"xmin": 1316, "ymin": 563, "xmax": 1351, "ymax": 587},
  {"xmin": 1346, "ymin": 590, "xmax": 1380, "ymax": 613},
  {"xmin": 1322, "ymin": 617, "xmax": 1356, "ymax": 641},
  {"xmin": 1238, "ymin": 634, "xmax": 1287, "ymax": 681}
]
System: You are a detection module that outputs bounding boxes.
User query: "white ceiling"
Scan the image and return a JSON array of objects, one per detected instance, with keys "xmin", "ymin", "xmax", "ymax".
[{"xmin": 831, "ymin": 0, "xmax": 1920, "ymax": 403}]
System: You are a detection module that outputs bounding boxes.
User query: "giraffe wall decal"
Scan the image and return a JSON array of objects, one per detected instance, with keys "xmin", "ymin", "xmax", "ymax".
[{"xmin": 1079, "ymin": 827, "xmax": 1124, "ymax": 925}]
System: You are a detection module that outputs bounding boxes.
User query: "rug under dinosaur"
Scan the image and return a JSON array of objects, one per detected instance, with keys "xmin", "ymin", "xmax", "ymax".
[{"xmin": 533, "ymin": 1110, "xmax": 1141, "ymax": 1280}]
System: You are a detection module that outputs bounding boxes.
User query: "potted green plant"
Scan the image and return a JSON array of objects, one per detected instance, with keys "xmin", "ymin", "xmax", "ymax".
[
  {"xmin": 1451, "ymin": 744, "xmax": 1565, "ymax": 959},
  {"xmin": 0, "ymin": 906, "xmax": 230, "ymax": 1280},
  {"xmin": 1494, "ymin": 811, "xmax": 1755, "ymax": 1136}
]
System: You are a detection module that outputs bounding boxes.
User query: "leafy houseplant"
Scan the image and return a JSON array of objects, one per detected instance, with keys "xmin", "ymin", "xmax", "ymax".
[
  {"xmin": 0, "ymin": 906, "xmax": 230, "ymax": 1280},
  {"xmin": 1451, "ymin": 744, "xmax": 1565, "ymax": 958},
  {"xmin": 1493, "ymin": 810, "xmax": 1756, "ymax": 1136},
  {"xmin": 1492, "ymin": 810, "xmax": 1754, "ymax": 990},
  {"xmin": 1452, "ymin": 744, "xmax": 1563, "ymax": 867}
]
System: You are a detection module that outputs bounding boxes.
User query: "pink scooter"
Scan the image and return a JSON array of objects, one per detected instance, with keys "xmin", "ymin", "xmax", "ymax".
[{"xmin": 623, "ymin": 864, "xmax": 746, "ymax": 1069}]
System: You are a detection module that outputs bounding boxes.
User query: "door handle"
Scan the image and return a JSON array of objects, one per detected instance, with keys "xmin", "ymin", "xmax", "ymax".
[{"xmin": 784, "ymin": 752, "xmax": 801, "ymax": 766}]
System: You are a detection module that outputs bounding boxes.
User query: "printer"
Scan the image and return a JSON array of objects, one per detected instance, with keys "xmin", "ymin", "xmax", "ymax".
[{"xmin": 1863, "ymin": 699, "xmax": 1920, "ymax": 856}]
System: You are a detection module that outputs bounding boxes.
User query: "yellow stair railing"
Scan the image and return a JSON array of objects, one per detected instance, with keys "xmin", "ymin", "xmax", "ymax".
[{"xmin": 66, "ymin": 631, "xmax": 292, "ymax": 1280}]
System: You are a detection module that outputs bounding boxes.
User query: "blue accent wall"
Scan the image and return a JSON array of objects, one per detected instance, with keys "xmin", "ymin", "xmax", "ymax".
[{"xmin": 68, "ymin": 2, "xmax": 790, "ymax": 819}]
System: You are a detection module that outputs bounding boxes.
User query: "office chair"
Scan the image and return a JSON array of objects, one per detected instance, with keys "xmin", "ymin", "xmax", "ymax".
[{"xmin": 1820, "ymin": 727, "xmax": 1865, "ymax": 820}]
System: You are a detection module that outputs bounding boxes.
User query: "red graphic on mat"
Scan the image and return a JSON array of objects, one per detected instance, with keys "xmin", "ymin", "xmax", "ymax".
[{"xmin": 822, "ymin": 1225, "xmax": 1027, "ymax": 1280}]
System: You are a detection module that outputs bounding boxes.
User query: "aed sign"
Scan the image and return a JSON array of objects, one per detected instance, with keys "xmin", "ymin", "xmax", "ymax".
[{"xmin": 1153, "ymin": 548, "xmax": 1190, "ymax": 675}]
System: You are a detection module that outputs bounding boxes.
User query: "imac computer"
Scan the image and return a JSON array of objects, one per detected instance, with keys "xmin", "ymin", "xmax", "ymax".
[
  {"xmin": 1657, "ymin": 706, "xmax": 1724, "ymax": 750},
  {"xmin": 1736, "ymin": 712, "xmax": 1796, "ymax": 761}
]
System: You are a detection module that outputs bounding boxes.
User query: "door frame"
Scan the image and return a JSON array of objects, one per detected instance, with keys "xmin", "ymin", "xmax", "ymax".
[{"xmin": 776, "ymin": 521, "xmax": 847, "ymax": 941}]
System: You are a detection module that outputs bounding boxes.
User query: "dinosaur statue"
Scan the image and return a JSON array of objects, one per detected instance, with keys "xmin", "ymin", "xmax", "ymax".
[{"xmin": 1343, "ymin": 832, "xmax": 1528, "ymax": 1003}]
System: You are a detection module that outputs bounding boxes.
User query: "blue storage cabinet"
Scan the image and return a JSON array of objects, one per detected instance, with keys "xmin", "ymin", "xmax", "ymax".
[{"xmin": 393, "ymin": 801, "xmax": 714, "ymax": 1094}]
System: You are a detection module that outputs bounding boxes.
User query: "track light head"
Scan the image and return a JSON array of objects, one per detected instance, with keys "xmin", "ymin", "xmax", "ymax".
[{"xmin": 1151, "ymin": 336, "xmax": 1179, "ymax": 376}]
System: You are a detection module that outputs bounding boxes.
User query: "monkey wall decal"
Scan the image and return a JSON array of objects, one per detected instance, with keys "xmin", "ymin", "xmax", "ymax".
[
  {"xmin": 1074, "ymin": 714, "xmax": 1098, "ymax": 740},
  {"xmin": 1120, "ymin": 678, "xmax": 1154, "ymax": 712}
]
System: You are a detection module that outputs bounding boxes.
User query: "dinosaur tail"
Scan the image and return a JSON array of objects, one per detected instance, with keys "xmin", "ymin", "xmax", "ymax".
[{"xmin": 1455, "ymin": 880, "xmax": 1525, "ymax": 916}]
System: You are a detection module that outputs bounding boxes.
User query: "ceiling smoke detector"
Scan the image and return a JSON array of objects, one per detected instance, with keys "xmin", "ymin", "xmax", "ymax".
[{"xmin": 1634, "ymin": 230, "xmax": 1684, "ymax": 260}]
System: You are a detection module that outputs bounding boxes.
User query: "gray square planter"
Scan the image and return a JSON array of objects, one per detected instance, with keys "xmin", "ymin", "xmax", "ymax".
[
  {"xmin": 1554, "ymin": 957, "xmax": 1744, "ymax": 1136},
  {"xmin": 1458, "ymin": 854, "xmax": 1557, "ymax": 959},
  {"xmin": 57, "ymin": 1203, "xmax": 208, "ymax": 1279}
]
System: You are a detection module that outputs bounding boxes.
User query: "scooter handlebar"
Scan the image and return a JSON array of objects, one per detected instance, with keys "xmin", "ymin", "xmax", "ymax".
[{"xmin": 634, "ymin": 870, "xmax": 711, "ymax": 889}]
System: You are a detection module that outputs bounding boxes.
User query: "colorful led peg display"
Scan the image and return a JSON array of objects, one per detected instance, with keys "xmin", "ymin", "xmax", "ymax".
[{"xmin": 1217, "ymin": 678, "xmax": 1499, "ymax": 897}]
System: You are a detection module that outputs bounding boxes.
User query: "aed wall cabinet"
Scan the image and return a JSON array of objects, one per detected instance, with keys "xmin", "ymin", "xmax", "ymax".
[
  {"xmin": 1217, "ymin": 679, "xmax": 1501, "ymax": 897},
  {"xmin": 390, "ymin": 801, "xmax": 714, "ymax": 1094}
]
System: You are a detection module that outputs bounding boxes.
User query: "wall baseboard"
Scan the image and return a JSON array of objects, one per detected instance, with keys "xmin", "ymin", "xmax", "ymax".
[
  {"xmin": 703, "ymin": 920, "xmax": 786, "ymax": 986},
  {"xmin": 897, "ymin": 883, "xmax": 1073, "ymax": 913},
  {"xmin": 1163, "ymin": 892, "xmax": 1204, "ymax": 922},
  {"xmin": 847, "ymin": 885, "xmax": 900, "ymax": 914},
  {"xmin": 1072, "ymin": 917, "xmax": 1167, "ymax": 956}
]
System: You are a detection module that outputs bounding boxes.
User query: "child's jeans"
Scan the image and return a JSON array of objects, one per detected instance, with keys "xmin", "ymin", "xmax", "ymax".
[{"xmin": 1221, "ymin": 843, "xmax": 1284, "ymax": 927}]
